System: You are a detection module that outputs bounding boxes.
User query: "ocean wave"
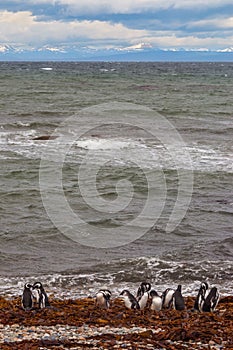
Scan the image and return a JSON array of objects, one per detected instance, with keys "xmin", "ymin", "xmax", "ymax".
[
  {"xmin": 1, "ymin": 130, "xmax": 232, "ymax": 173},
  {"xmin": 75, "ymin": 138, "xmax": 145, "ymax": 151},
  {"xmin": 0, "ymin": 256, "xmax": 232, "ymax": 299},
  {"xmin": 0, "ymin": 116, "xmax": 232, "ymax": 172}
]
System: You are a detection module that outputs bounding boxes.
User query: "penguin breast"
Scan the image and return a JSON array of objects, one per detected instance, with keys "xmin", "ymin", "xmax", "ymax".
[
  {"xmin": 138, "ymin": 293, "xmax": 149, "ymax": 310},
  {"xmin": 96, "ymin": 292, "xmax": 107, "ymax": 308},
  {"xmin": 151, "ymin": 296, "xmax": 162, "ymax": 311}
]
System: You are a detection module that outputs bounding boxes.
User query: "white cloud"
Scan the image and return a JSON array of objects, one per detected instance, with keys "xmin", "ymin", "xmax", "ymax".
[
  {"xmin": 0, "ymin": 11, "xmax": 34, "ymax": 41},
  {"xmin": 0, "ymin": 10, "xmax": 148, "ymax": 44},
  {"xmin": 146, "ymin": 33, "xmax": 233, "ymax": 49}
]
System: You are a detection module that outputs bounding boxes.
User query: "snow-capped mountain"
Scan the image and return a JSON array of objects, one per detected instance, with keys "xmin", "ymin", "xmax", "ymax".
[
  {"xmin": 217, "ymin": 47, "xmax": 233, "ymax": 52},
  {"xmin": 117, "ymin": 42, "xmax": 153, "ymax": 51},
  {"xmin": 0, "ymin": 43, "xmax": 232, "ymax": 61},
  {"xmin": 38, "ymin": 45, "xmax": 67, "ymax": 53},
  {"xmin": 0, "ymin": 44, "xmax": 21, "ymax": 53}
]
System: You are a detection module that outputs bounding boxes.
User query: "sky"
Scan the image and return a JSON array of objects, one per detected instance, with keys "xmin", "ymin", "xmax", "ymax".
[{"xmin": 0, "ymin": 0, "xmax": 233, "ymax": 50}]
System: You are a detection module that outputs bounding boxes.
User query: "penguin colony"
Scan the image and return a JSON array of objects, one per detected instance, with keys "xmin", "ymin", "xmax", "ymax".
[
  {"xmin": 22, "ymin": 281, "xmax": 220, "ymax": 313},
  {"xmin": 95, "ymin": 281, "xmax": 220, "ymax": 312}
]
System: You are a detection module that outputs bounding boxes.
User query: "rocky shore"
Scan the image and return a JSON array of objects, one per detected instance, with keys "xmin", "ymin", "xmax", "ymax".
[{"xmin": 0, "ymin": 295, "xmax": 232, "ymax": 349}]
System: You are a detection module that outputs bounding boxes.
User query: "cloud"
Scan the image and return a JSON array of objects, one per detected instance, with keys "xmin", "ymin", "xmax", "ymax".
[
  {"xmin": 147, "ymin": 33, "xmax": 233, "ymax": 49},
  {"xmin": 189, "ymin": 16, "xmax": 233, "ymax": 30},
  {"xmin": 49, "ymin": 0, "xmax": 233, "ymax": 16},
  {"xmin": 68, "ymin": 0, "xmax": 233, "ymax": 12},
  {"xmin": 0, "ymin": 1, "xmax": 232, "ymax": 50},
  {"xmin": 0, "ymin": 10, "xmax": 148, "ymax": 45},
  {"xmin": 1, "ymin": 0, "xmax": 233, "ymax": 15},
  {"xmin": 0, "ymin": 11, "xmax": 34, "ymax": 41}
]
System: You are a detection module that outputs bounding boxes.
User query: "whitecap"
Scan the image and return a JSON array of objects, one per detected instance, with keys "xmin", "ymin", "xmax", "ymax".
[
  {"xmin": 40, "ymin": 67, "xmax": 53, "ymax": 71},
  {"xmin": 75, "ymin": 138, "xmax": 145, "ymax": 151}
]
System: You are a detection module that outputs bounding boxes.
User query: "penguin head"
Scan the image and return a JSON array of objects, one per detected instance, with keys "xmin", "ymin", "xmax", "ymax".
[
  {"xmin": 33, "ymin": 281, "xmax": 44, "ymax": 291},
  {"xmin": 201, "ymin": 282, "xmax": 209, "ymax": 291},
  {"xmin": 102, "ymin": 289, "xmax": 111, "ymax": 300},
  {"xmin": 120, "ymin": 289, "xmax": 131, "ymax": 297},
  {"xmin": 24, "ymin": 283, "xmax": 33, "ymax": 290},
  {"xmin": 97, "ymin": 289, "xmax": 111, "ymax": 301},
  {"xmin": 144, "ymin": 282, "xmax": 151, "ymax": 292},
  {"xmin": 177, "ymin": 284, "xmax": 182, "ymax": 292},
  {"xmin": 149, "ymin": 290, "xmax": 159, "ymax": 298},
  {"xmin": 137, "ymin": 282, "xmax": 151, "ymax": 299}
]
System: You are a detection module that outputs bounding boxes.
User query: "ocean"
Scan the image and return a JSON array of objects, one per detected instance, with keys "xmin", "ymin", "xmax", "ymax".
[{"xmin": 0, "ymin": 61, "xmax": 232, "ymax": 299}]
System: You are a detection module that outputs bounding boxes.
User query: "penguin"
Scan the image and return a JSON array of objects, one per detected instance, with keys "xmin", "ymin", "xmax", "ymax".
[
  {"xmin": 33, "ymin": 281, "xmax": 50, "ymax": 308},
  {"xmin": 136, "ymin": 282, "xmax": 151, "ymax": 301},
  {"xmin": 119, "ymin": 290, "xmax": 140, "ymax": 310},
  {"xmin": 95, "ymin": 289, "xmax": 111, "ymax": 309},
  {"xmin": 202, "ymin": 287, "xmax": 220, "ymax": 312},
  {"xmin": 149, "ymin": 290, "xmax": 162, "ymax": 311},
  {"xmin": 22, "ymin": 283, "xmax": 33, "ymax": 310},
  {"xmin": 138, "ymin": 290, "xmax": 149, "ymax": 310},
  {"xmin": 193, "ymin": 281, "xmax": 209, "ymax": 312},
  {"xmin": 172, "ymin": 284, "xmax": 185, "ymax": 310},
  {"xmin": 162, "ymin": 288, "xmax": 175, "ymax": 309}
]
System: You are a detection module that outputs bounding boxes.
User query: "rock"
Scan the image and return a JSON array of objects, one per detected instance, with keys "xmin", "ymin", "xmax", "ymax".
[{"xmin": 32, "ymin": 135, "xmax": 58, "ymax": 140}]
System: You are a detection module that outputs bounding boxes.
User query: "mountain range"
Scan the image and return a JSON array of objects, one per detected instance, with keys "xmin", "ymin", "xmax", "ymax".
[{"xmin": 0, "ymin": 44, "xmax": 233, "ymax": 61}]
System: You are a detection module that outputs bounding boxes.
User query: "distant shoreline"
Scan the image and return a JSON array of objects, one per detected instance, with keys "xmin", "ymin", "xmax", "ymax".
[{"xmin": 1, "ymin": 52, "xmax": 233, "ymax": 63}]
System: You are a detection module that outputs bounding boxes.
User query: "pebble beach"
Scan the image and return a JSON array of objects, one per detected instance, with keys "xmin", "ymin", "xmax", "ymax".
[{"xmin": 0, "ymin": 295, "xmax": 232, "ymax": 349}]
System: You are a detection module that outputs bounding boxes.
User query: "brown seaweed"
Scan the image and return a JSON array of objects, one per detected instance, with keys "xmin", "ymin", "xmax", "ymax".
[{"xmin": 0, "ymin": 296, "xmax": 232, "ymax": 349}]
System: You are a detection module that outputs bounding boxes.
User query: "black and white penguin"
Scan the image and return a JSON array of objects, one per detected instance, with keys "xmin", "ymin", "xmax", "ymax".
[
  {"xmin": 162, "ymin": 288, "xmax": 175, "ymax": 309},
  {"xmin": 120, "ymin": 290, "xmax": 140, "ymax": 310},
  {"xmin": 138, "ymin": 290, "xmax": 149, "ymax": 310},
  {"xmin": 95, "ymin": 289, "xmax": 111, "ymax": 309},
  {"xmin": 136, "ymin": 282, "xmax": 151, "ymax": 301},
  {"xmin": 22, "ymin": 283, "xmax": 33, "ymax": 310},
  {"xmin": 172, "ymin": 284, "xmax": 185, "ymax": 311},
  {"xmin": 149, "ymin": 290, "xmax": 162, "ymax": 311},
  {"xmin": 202, "ymin": 287, "xmax": 220, "ymax": 312},
  {"xmin": 33, "ymin": 281, "xmax": 50, "ymax": 308},
  {"xmin": 193, "ymin": 282, "xmax": 209, "ymax": 312}
]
